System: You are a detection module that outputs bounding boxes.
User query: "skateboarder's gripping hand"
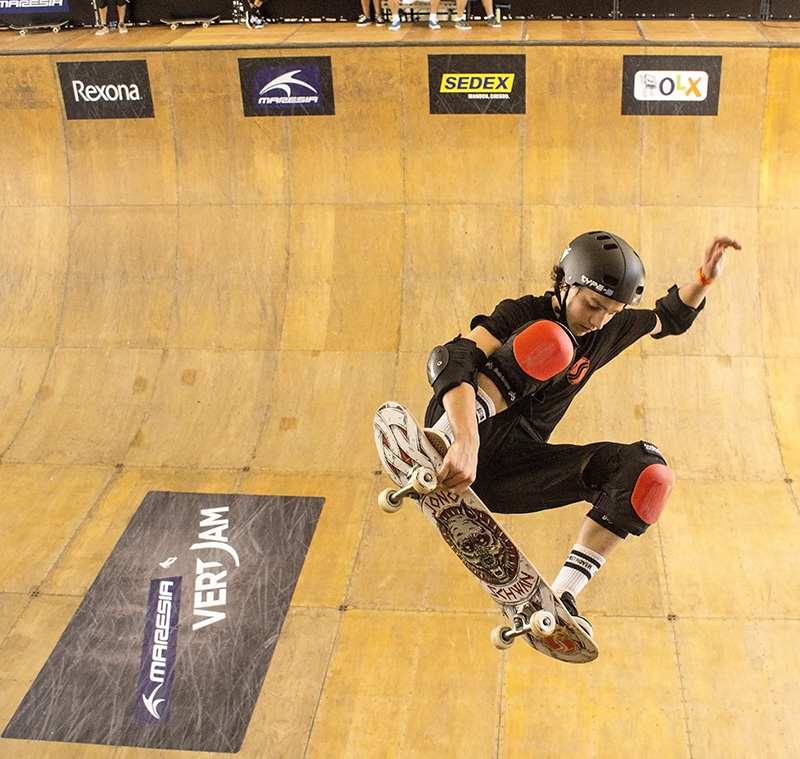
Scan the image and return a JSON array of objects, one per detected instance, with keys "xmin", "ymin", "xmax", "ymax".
[{"xmin": 438, "ymin": 382, "xmax": 482, "ymax": 494}]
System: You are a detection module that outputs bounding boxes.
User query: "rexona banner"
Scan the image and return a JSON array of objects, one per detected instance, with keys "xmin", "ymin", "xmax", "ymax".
[
  {"xmin": 0, "ymin": 0, "xmax": 68, "ymax": 14},
  {"xmin": 621, "ymin": 55, "xmax": 722, "ymax": 116},
  {"xmin": 238, "ymin": 56, "xmax": 335, "ymax": 117},
  {"xmin": 428, "ymin": 54, "xmax": 526, "ymax": 115},
  {"xmin": 57, "ymin": 60, "xmax": 154, "ymax": 120}
]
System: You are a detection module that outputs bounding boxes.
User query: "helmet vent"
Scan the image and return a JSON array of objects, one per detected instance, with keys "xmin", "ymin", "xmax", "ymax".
[
  {"xmin": 602, "ymin": 243, "xmax": 619, "ymax": 251},
  {"xmin": 603, "ymin": 275, "xmax": 619, "ymax": 287}
]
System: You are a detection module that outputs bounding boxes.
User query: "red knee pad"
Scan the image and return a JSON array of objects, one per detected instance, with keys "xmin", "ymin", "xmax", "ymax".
[
  {"xmin": 631, "ymin": 464, "xmax": 674, "ymax": 524},
  {"xmin": 512, "ymin": 320, "xmax": 575, "ymax": 381}
]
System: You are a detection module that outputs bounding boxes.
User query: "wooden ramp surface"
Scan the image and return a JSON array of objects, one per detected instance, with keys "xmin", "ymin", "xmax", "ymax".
[{"xmin": 2, "ymin": 19, "xmax": 800, "ymax": 759}]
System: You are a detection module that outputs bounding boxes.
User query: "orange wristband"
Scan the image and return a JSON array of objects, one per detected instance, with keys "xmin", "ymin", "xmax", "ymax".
[{"xmin": 697, "ymin": 267, "xmax": 715, "ymax": 286}]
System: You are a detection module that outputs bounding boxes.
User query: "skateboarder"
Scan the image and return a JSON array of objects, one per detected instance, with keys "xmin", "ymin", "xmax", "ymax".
[{"xmin": 424, "ymin": 231, "xmax": 741, "ymax": 634}]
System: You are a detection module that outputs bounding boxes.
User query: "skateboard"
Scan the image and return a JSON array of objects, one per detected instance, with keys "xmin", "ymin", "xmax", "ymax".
[
  {"xmin": 374, "ymin": 401, "xmax": 598, "ymax": 664},
  {"xmin": 10, "ymin": 20, "xmax": 68, "ymax": 34},
  {"xmin": 160, "ymin": 16, "xmax": 219, "ymax": 29}
]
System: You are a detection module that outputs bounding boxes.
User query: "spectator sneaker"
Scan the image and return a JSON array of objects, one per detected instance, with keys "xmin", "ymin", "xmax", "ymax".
[
  {"xmin": 389, "ymin": 17, "xmax": 401, "ymax": 31},
  {"xmin": 454, "ymin": 17, "xmax": 471, "ymax": 30},
  {"xmin": 95, "ymin": 25, "xmax": 109, "ymax": 35},
  {"xmin": 485, "ymin": 14, "xmax": 501, "ymax": 27},
  {"xmin": 356, "ymin": 14, "xmax": 371, "ymax": 26},
  {"xmin": 428, "ymin": 17, "xmax": 441, "ymax": 29}
]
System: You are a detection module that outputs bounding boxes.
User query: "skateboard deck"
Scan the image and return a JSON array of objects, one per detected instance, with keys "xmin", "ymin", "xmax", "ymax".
[
  {"xmin": 160, "ymin": 16, "xmax": 219, "ymax": 29},
  {"xmin": 10, "ymin": 20, "xmax": 68, "ymax": 34},
  {"xmin": 374, "ymin": 401, "xmax": 598, "ymax": 664}
]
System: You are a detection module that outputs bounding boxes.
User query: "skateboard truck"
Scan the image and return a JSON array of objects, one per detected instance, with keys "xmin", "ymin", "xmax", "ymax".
[
  {"xmin": 378, "ymin": 466, "xmax": 437, "ymax": 513},
  {"xmin": 491, "ymin": 605, "xmax": 556, "ymax": 650}
]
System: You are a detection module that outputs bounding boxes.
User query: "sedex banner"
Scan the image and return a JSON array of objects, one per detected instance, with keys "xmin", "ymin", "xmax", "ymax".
[{"xmin": 428, "ymin": 54, "xmax": 526, "ymax": 115}]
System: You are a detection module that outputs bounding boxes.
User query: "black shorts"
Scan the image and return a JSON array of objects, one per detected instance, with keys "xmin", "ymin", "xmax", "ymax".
[{"xmin": 426, "ymin": 402, "xmax": 667, "ymax": 537}]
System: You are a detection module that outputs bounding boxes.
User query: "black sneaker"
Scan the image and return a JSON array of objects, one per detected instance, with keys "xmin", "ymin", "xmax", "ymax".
[{"xmin": 560, "ymin": 592, "xmax": 594, "ymax": 638}]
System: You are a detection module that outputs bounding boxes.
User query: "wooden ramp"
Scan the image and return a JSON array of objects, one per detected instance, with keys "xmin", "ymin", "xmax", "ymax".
[{"xmin": 2, "ymin": 19, "xmax": 800, "ymax": 759}]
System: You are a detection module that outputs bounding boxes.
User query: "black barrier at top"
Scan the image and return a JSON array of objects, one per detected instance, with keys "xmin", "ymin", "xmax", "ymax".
[
  {"xmin": 132, "ymin": 0, "xmax": 233, "ymax": 25},
  {"xmin": 0, "ymin": 0, "xmax": 793, "ymax": 34}
]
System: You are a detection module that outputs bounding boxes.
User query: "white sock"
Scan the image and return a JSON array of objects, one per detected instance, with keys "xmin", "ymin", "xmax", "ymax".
[
  {"xmin": 431, "ymin": 386, "xmax": 496, "ymax": 445},
  {"xmin": 430, "ymin": 13, "xmax": 438, "ymax": 21},
  {"xmin": 551, "ymin": 544, "xmax": 606, "ymax": 599}
]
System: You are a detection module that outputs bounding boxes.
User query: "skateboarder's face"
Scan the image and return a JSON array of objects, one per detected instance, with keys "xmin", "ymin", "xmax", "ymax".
[{"xmin": 565, "ymin": 286, "xmax": 624, "ymax": 336}]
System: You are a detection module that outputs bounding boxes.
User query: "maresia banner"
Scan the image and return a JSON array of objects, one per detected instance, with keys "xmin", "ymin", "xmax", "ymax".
[{"xmin": 3, "ymin": 492, "xmax": 325, "ymax": 753}]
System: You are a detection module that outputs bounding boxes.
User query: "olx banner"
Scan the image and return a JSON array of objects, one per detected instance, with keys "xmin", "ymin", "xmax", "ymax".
[
  {"xmin": 428, "ymin": 54, "xmax": 526, "ymax": 115},
  {"xmin": 621, "ymin": 55, "xmax": 722, "ymax": 116},
  {"xmin": 57, "ymin": 60, "xmax": 155, "ymax": 120}
]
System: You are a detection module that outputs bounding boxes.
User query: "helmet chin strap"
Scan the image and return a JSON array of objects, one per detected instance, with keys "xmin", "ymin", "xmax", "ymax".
[{"xmin": 553, "ymin": 283, "xmax": 572, "ymax": 329}]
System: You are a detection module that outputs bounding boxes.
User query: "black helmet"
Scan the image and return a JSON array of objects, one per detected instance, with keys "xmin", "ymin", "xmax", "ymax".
[{"xmin": 559, "ymin": 231, "xmax": 645, "ymax": 306}]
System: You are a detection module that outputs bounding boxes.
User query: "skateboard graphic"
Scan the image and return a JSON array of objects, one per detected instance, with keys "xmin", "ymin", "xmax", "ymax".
[
  {"xmin": 374, "ymin": 401, "xmax": 598, "ymax": 664},
  {"xmin": 10, "ymin": 20, "xmax": 68, "ymax": 34},
  {"xmin": 160, "ymin": 16, "xmax": 220, "ymax": 29}
]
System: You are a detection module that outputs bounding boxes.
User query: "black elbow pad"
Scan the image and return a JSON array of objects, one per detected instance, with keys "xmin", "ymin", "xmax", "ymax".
[
  {"xmin": 427, "ymin": 336, "xmax": 486, "ymax": 404},
  {"xmin": 653, "ymin": 285, "xmax": 705, "ymax": 339}
]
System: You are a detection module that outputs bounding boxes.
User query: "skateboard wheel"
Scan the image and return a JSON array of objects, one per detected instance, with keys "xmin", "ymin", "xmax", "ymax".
[
  {"xmin": 202, "ymin": 21, "xmax": 210, "ymax": 27},
  {"xmin": 170, "ymin": 22, "xmax": 179, "ymax": 29},
  {"xmin": 529, "ymin": 609, "xmax": 556, "ymax": 638},
  {"xmin": 378, "ymin": 488, "xmax": 403, "ymax": 514},
  {"xmin": 491, "ymin": 624, "xmax": 514, "ymax": 650},
  {"xmin": 410, "ymin": 466, "xmax": 437, "ymax": 494}
]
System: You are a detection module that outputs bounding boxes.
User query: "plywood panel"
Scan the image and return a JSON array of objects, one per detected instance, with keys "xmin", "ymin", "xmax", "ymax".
[
  {"xmin": 761, "ymin": 48, "xmax": 800, "ymax": 209},
  {"xmin": 662, "ymin": 481, "xmax": 800, "ymax": 618},
  {"xmin": 305, "ymin": 609, "xmax": 501, "ymax": 759},
  {"xmin": 59, "ymin": 206, "xmax": 177, "ymax": 349},
  {"xmin": 678, "ymin": 619, "xmax": 800, "ymax": 759},
  {"xmin": 401, "ymin": 203, "xmax": 523, "ymax": 351},
  {"xmin": 169, "ymin": 204, "xmax": 289, "ymax": 350},
  {"xmin": 0, "ymin": 464, "xmax": 113, "ymax": 593},
  {"xmin": 504, "ymin": 618, "xmax": 688, "ymax": 759},
  {"xmin": 124, "ymin": 348, "xmax": 277, "ymax": 469},
  {"xmin": 0, "ymin": 207, "xmax": 69, "ymax": 348},
  {"xmin": 4, "ymin": 348, "xmax": 162, "ymax": 466},
  {"xmin": 759, "ymin": 208, "xmax": 800, "ymax": 359},
  {"xmin": 281, "ymin": 204, "xmax": 404, "ymax": 352},
  {"xmin": 643, "ymin": 355, "xmax": 783, "ymax": 480},
  {"xmin": 766, "ymin": 357, "xmax": 800, "ymax": 482},
  {"xmin": 251, "ymin": 351, "xmax": 394, "ymax": 474},
  {"xmin": 167, "ymin": 51, "xmax": 240, "ymax": 206},
  {"xmin": 289, "ymin": 47, "xmax": 405, "ymax": 205},
  {"xmin": 0, "ymin": 57, "xmax": 69, "ymax": 207},
  {"xmin": 523, "ymin": 47, "xmax": 642, "ymax": 207}
]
